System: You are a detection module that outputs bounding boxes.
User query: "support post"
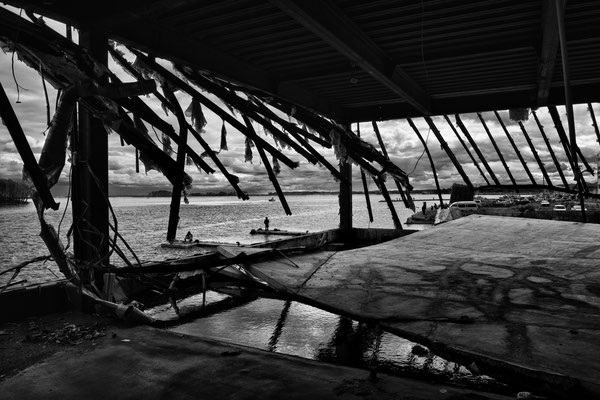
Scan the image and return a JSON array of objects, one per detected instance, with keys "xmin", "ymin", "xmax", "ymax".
[
  {"xmin": 372, "ymin": 121, "xmax": 414, "ymax": 210},
  {"xmin": 532, "ymin": 110, "xmax": 570, "ymax": 189},
  {"xmin": 425, "ymin": 116, "xmax": 473, "ymax": 190},
  {"xmin": 0, "ymin": 82, "xmax": 58, "ymax": 210},
  {"xmin": 72, "ymin": 29, "xmax": 109, "ymax": 288},
  {"xmin": 339, "ymin": 149, "xmax": 352, "ymax": 235},
  {"xmin": 587, "ymin": 103, "xmax": 600, "ymax": 145},
  {"xmin": 407, "ymin": 118, "xmax": 445, "ymax": 207},
  {"xmin": 356, "ymin": 124, "xmax": 373, "ymax": 223},
  {"xmin": 455, "ymin": 115, "xmax": 501, "ymax": 186},
  {"xmin": 493, "ymin": 111, "xmax": 536, "ymax": 185},
  {"xmin": 556, "ymin": 0, "xmax": 586, "ymax": 221},
  {"xmin": 243, "ymin": 115, "xmax": 292, "ymax": 215},
  {"xmin": 518, "ymin": 121, "xmax": 553, "ymax": 187},
  {"xmin": 444, "ymin": 115, "xmax": 490, "ymax": 186},
  {"xmin": 477, "ymin": 113, "xmax": 517, "ymax": 187},
  {"xmin": 374, "ymin": 176, "xmax": 402, "ymax": 229},
  {"xmin": 548, "ymin": 105, "xmax": 591, "ymax": 189},
  {"xmin": 163, "ymin": 87, "xmax": 189, "ymax": 241}
]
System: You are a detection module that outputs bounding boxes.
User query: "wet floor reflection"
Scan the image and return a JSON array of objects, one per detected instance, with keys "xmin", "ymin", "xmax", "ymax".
[{"xmin": 170, "ymin": 296, "xmax": 506, "ymax": 393}]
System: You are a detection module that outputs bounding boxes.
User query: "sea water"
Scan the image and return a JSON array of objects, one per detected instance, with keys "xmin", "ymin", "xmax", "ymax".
[{"xmin": 0, "ymin": 193, "xmax": 445, "ymax": 285}]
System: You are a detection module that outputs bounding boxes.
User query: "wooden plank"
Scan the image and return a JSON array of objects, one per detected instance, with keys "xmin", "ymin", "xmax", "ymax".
[{"xmin": 248, "ymin": 215, "xmax": 600, "ymax": 398}]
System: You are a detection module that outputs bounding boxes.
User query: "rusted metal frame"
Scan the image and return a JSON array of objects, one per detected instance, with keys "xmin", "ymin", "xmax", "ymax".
[
  {"xmin": 356, "ymin": 124, "xmax": 374, "ymax": 223},
  {"xmin": 477, "ymin": 113, "xmax": 517, "ymax": 187},
  {"xmin": 266, "ymin": 98, "xmax": 334, "ymax": 146},
  {"xmin": 424, "ymin": 116, "xmax": 473, "ymax": 190},
  {"xmin": 251, "ymin": 99, "xmax": 331, "ymax": 148},
  {"xmin": 246, "ymin": 97, "xmax": 345, "ymax": 181},
  {"xmin": 108, "ymin": 48, "xmax": 215, "ymax": 174},
  {"xmin": 372, "ymin": 121, "xmax": 414, "ymax": 210},
  {"xmin": 556, "ymin": 0, "xmax": 587, "ymax": 221},
  {"xmin": 443, "ymin": 115, "xmax": 490, "ymax": 185},
  {"xmin": 373, "ymin": 176, "xmax": 402, "ymax": 230},
  {"xmin": 407, "ymin": 118, "xmax": 445, "ymax": 208},
  {"xmin": 161, "ymin": 85, "xmax": 190, "ymax": 241},
  {"xmin": 455, "ymin": 114, "xmax": 501, "ymax": 186},
  {"xmin": 548, "ymin": 105, "xmax": 593, "ymax": 176},
  {"xmin": 176, "ymin": 67, "xmax": 319, "ymax": 166},
  {"xmin": 117, "ymin": 97, "xmax": 215, "ymax": 174},
  {"xmin": 332, "ymin": 124, "xmax": 409, "ymax": 186},
  {"xmin": 267, "ymin": 98, "xmax": 409, "ymax": 186},
  {"xmin": 587, "ymin": 103, "xmax": 600, "ymax": 145},
  {"xmin": 206, "ymin": 79, "xmax": 333, "ymax": 148},
  {"xmin": 185, "ymin": 121, "xmax": 249, "ymax": 200},
  {"xmin": 518, "ymin": 121, "xmax": 553, "ymax": 187},
  {"xmin": 128, "ymin": 49, "xmax": 299, "ymax": 170},
  {"xmin": 110, "ymin": 113, "xmax": 193, "ymax": 188},
  {"xmin": 548, "ymin": 105, "xmax": 590, "ymax": 193},
  {"xmin": 117, "ymin": 54, "xmax": 262, "ymax": 199},
  {"xmin": 242, "ymin": 115, "xmax": 292, "ymax": 215},
  {"xmin": 531, "ymin": 110, "xmax": 570, "ymax": 189},
  {"xmin": 493, "ymin": 111, "xmax": 536, "ymax": 185},
  {"xmin": 195, "ymin": 74, "xmax": 332, "ymax": 148},
  {"xmin": 0, "ymin": 82, "xmax": 59, "ymax": 210}
]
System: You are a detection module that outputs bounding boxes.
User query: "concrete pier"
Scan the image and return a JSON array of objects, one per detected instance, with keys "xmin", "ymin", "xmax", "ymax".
[{"xmin": 245, "ymin": 215, "xmax": 600, "ymax": 398}]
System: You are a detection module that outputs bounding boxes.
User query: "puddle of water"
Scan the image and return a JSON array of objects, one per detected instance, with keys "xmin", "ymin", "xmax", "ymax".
[{"xmin": 168, "ymin": 295, "xmax": 507, "ymax": 393}]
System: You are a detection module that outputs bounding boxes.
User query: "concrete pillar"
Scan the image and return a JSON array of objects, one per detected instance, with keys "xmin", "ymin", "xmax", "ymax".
[
  {"xmin": 72, "ymin": 29, "xmax": 109, "ymax": 288},
  {"xmin": 339, "ymin": 160, "xmax": 352, "ymax": 234}
]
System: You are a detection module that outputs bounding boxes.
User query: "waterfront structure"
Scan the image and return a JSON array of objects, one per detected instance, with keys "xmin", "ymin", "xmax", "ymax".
[{"xmin": 1, "ymin": 1, "xmax": 600, "ymax": 398}]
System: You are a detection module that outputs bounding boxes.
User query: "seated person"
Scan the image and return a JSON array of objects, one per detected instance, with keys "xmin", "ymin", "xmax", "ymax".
[{"xmin": 184, "ymin": 231, "xmax": 193, "ymax": 242}]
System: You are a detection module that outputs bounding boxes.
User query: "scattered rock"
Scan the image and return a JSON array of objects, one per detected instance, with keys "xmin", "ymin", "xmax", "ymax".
[
  {"xmin": 411, "ymin": 344, "xmax": 429, "ymax": 356},
  {"xmin": 22, "ymin": 323, "xmax": 106, "ymax": 346}
]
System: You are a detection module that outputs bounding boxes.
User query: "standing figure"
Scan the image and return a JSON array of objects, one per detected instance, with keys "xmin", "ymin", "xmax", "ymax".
[
  {"xmin": 422, "ymin": 202, "xmax": 427, "ymax": 216},
  {"xmin": 264, "ymin": 216, "xmax": 270, "ymax": 230}
]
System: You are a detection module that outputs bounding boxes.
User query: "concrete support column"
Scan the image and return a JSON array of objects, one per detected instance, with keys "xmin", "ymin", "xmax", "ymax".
[
  {"xmin": 339, "ymin": 159, "xmax": 352, "ymax": 234},
  {"xmin": 72, "ymin": 29, "xmax": 109, "ymax": 288}
]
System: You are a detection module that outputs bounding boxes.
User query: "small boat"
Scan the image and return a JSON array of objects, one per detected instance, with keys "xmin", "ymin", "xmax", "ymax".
[
  {"xmin": 160, "ymin": 240, "xmax": 200, "ymax": 249},
  {"xmin": 268, "ymin": 197, "xmax": 276, "ymax": 202},
  {"xmin": 249, "ymin": 228, "xmax": 308, "ymax": 236}
]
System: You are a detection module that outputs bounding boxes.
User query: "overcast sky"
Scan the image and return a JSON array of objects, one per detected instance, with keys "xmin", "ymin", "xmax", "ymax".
[{"xmin": 1, "ymin": 7, "xmax": 599, "ymax": 197}]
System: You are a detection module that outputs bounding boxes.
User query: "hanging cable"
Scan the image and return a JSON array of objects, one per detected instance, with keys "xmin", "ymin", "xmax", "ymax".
[
  {"xmin": 57, "ymin": 164, "xmax": 72, "ymax": 240},
  {"xmin": 10, "ymin": 9, "xmax": 29, "ymax": 103},
  {"xmin": 407, "ymin": 127, "xmax": 431, "ymax": 176}
]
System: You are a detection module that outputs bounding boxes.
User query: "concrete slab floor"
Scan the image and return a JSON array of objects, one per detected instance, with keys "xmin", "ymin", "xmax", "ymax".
[{"xmin": 0, "ymin": 311, "xmax": 514, "ymax": 400}]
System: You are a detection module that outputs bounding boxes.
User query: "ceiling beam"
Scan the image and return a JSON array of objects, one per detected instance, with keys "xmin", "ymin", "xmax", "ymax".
[
  {"xmin": 342, "ymin": 80, "xmax": 600, "ymax": 122},
  {"xmin": 536, "ymin": 0, "xmax": 564, "ymax": 107},
  {"xmin": 112, "ymin": 19, "xmax": 345, "ymax": 120},
  {"xmin": 270, "ymin": 0, "xmax": 431, "ymax": 115}
]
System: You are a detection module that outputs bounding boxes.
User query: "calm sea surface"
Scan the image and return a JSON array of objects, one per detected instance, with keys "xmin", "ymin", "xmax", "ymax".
[
  {"xmin": 0, "ymin": 193, "xmax": 506, "ymax": 392},
  {"xmin": 0, "ymin": 193, "xmax": 446, "ymax": 285}
]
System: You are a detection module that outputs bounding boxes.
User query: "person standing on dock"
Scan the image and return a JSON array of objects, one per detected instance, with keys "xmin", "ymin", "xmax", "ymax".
[
  {"xmin": 422, "ymin": 202, "xmax": 427, "ymax": 216},
  {"xmin": 264, "ymin": 216, "xmax": 270, "ymax": 230}
]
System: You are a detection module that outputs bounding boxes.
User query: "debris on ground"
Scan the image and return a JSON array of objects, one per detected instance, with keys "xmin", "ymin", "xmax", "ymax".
[{"xmin": 24, "ymin": 321, "xmax": 106, "ymax": 346}]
